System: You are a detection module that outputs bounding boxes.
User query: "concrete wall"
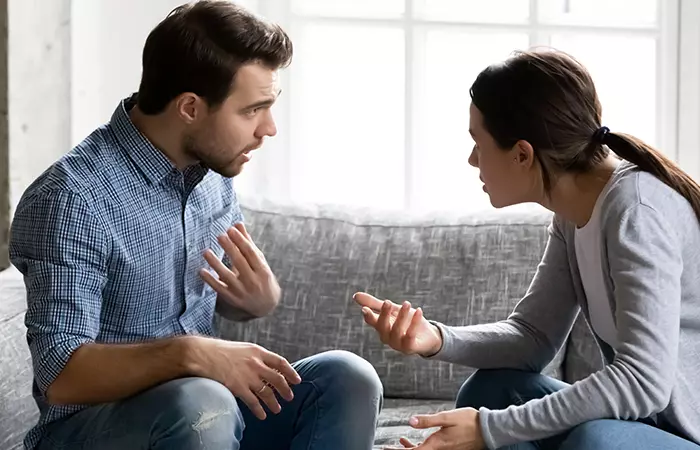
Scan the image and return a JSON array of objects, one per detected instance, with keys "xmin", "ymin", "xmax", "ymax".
[
  {"xmin": 71, "ymin": 0, "xmax": 186, "ymax": 144},
  {"xmin": 0, "ymin": 0, "xmax": 71, "ymax": 269},
  {"xmin": 8, "ymin": 0, "xmax": 71, "ymax": 213},
  {"xmin": 70, "ymin": 0, "xmax": 259, "ymax": 143},
  {"xmin": 0, "ymin": 0, "xmax": 7, "ymax": 270}
]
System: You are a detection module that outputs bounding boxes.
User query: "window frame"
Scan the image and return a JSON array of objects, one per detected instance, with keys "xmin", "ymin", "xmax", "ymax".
[{"xmin": 242, "ymin": 0, "xmax": 694, "ymax": 207}]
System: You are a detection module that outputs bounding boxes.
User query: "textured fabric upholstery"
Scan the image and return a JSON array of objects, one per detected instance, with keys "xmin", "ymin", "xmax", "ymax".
[
  {"xmin": 0, "ymin": 198, "xmax": 599, "ymax": 449},
  {"xmin": 218, "ymin": 199, "xmax": 567, "ymax": 401}
]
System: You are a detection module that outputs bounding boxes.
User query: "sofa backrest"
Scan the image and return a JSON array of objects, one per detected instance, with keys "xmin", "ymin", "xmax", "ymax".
[
  {"xmin": 0, "ymin": 198, "xmax": 602, "ymax": 448},
  {"xmin": 0, "ymin": 266, "xmax": 37, "ymax": 449},
  {"xmin": 217, "ymin": 199, "xmax": 569, "ymax": 400}
]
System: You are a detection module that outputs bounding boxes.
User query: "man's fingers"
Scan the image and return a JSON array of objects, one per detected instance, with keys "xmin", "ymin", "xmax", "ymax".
[
  {"xmin": 263, "ymin": 352, "xmax": 302, "ymax": 385},
  {"xmin": 199, "ymin": 267, "xmax": 246, "ymax": 302},
  {"xmin": 255, "ymin": 381, "xmax": 282, "ymax": 415},
  {"xmin": 234, "ymin": 223, "xmax": 268, "ymax": 263},
  {"xmin": 227, "ymin": 227, "xmax": 265, "ymax": 272},
  {"xmin": 218, "ymin": 234, "xmax": 257, "ymax": 281},
  {"xmin": 203, "ymin": 249, "xmax": 238, "ymax": 286},
  {"xmin": 234, "ymin": 222, "xmax": 253, "ymax": 241},
  {"xmin": 353, "ymin": 292, "xmax": 384, "ymax": 311},
  {"xmin": 259, "ymin": 364, "xmax": 294, "ymax": 402},
  {"xmin": 239, "ymin": 390, "xmax": 267, "ymax": 420},
  {"xmin": 409, "ymin": 412, "xmax": 452, "ymax": 429}
]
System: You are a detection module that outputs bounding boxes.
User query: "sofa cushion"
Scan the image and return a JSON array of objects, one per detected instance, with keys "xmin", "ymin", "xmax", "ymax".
[
  {"xmin": 217, "ymin": 198, "xmax": 563, "ymax": 400},
  {"xmin": 0, "ymin": 267, "xmax": 38, "ymax": 450}
]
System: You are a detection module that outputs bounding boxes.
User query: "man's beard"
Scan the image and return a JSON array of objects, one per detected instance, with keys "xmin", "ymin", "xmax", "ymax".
[{"xmin": 182, "ymin": 135, "xmax": 238, "ymax": 177}]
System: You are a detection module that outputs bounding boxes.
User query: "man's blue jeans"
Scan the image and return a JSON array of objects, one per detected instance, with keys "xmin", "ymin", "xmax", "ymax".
[
  {"xmin": 38, "ymin": 350, "xmax": 383, "ymax": 450},
  {"xmin": 457, "ymin": 369, "xmax": 700, "ymax": 450}
]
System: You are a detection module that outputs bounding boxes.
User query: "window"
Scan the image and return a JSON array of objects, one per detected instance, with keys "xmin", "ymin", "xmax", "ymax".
[{"xmin": 234, "ymin": 0, "xmax": 680, "ymax": 212}]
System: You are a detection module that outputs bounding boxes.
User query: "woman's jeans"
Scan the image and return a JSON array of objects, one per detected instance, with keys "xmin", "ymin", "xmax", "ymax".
[{"xmin": 457, "ymin": 368, "xmax": 700, "ymax": 450}]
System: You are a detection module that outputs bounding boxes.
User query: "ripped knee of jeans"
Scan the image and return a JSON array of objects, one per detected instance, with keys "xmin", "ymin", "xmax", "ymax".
[{"xmin": 191, "ymin": 409, "xmax": 233, "ymax": 432}]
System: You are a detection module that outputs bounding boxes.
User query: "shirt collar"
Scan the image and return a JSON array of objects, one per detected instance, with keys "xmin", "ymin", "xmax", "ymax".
[{"xmin": 111, "ymin": 94, "xmax": 187, "ymax": 185}]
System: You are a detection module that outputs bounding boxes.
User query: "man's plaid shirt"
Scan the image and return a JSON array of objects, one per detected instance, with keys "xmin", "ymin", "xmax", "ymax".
[{"xmin": 9, "ymin": 95, "xmax": 243, "ymax": 449}]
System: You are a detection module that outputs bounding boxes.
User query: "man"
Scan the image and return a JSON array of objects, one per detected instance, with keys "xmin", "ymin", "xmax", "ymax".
[{"xmin": 9, "ymin": 2, "xmax": 382, "ymax": 449}]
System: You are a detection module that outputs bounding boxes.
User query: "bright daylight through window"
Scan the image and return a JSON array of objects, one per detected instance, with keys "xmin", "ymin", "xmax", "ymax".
[{"xmin": 234, "ymin": 0, "xmax": 676, "ymax": 213}]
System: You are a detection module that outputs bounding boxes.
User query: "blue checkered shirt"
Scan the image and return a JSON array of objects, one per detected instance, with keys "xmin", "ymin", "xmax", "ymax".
[{"xmin": 9, "ymin": 95, "xmax": 244, "ymax": 449}]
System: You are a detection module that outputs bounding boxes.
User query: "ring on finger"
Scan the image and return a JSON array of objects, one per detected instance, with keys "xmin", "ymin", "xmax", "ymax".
[{"xmin": 257, "ymin": 379, "xmax": 276, "ymax": 395}]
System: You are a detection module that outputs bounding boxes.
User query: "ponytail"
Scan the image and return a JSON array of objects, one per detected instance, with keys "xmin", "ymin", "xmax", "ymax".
[{"xmin": 604, "ymin": 132, "xmax": 700, "ymax": 222}]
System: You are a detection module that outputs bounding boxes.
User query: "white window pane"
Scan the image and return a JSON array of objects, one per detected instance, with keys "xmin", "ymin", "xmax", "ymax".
[
  {"xmin": 550, "ymin": 34, "xmax": 657, "ymax": 147},
  {"xmin": 291, "ymin": 0, "xmax": 404, "ymax": 19},
  {"xmin": 539, "ymin": 0, "xmax": 658, "ymax": 28},
  {"xmin": 413, "ymin": 30, "xmax": 529, "ymax": 212},
  {"xmin": 289, "ymin": 24, "xmax": 405, "ymax": 208},
  {"xmin": 413, "ymin": 0, "xmax": 530, "ymax": 24}
]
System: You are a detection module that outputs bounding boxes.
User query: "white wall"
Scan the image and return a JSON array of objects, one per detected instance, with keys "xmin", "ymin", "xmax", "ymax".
[
  {"xmin": 8, "ymin": 0, "xmax": 71, "ymax": 212},
  {"xmin": 71, "ymin": 0, "xmax": 262, "ymax": 145},
  {"xmin": 677, "ymin": 0, "xmax": 700, "ymax": 181},
  {"xmin": 70, "ymin": 0, "xmax": 275, "ymax": 199},
  {"xmin": 71, "ymin": 0, "xmax": 187, "ymax": 145}
]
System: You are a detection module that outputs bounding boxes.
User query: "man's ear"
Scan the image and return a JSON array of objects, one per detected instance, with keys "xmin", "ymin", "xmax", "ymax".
[
  {"xmin": 512, "ymin": 140, "xmax": 535, "ymax": 169},
  {"xmin": 174, "ymin": 93, "xmax": 206, "ymax": 124}
]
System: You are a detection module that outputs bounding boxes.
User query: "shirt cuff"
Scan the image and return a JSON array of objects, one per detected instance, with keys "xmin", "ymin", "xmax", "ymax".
[
  {"xmin": 478, "ymin": 407, "xmax": 500, "ymax": 449},
  {"xmin": 420, "ymin": 320, "xmax": 453, "ymax": 360},
  {"xmin": 34, "ymin": 335, "xmax": 94, "ymax": 395}
]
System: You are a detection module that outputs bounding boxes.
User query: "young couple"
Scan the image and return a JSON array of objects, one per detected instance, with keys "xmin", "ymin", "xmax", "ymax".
[{"xmin": 10, "ymin": 1, "xmax": 700, "ymax": 449}]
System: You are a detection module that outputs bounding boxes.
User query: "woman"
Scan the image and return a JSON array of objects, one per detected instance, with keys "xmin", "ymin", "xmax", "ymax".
[{"xmin": 354, "ymin": 50, "xmax": 700, "ymax": 450}]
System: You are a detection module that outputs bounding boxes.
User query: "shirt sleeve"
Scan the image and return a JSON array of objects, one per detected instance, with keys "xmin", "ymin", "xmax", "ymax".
[
  {"xmin": 428, "ymin": 215, "xmax": 580, "ymax": 373},
  {"xmin": 478, "ymin": 204, "xmax": 682, "ymax": 449},
  {"xmin": 9, "ymin": 189, "xmax": 108, "ymax": 395}
]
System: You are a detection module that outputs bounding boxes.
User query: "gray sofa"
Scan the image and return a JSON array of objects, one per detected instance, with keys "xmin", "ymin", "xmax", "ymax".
[{"xmin": 0, "ymin": 198, "xmax": 603, "ymax": 449}]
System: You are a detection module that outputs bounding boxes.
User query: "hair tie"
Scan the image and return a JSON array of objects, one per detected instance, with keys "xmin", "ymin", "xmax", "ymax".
[{"xmin": 592, "ymin": 126, "xmax": 610, "ymax": 144}]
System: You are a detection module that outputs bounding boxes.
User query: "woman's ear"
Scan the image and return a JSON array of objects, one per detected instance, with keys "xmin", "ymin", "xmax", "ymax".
[{"xmin": 512, "ymin": 140, "xmax": 535, "ymax": 169}]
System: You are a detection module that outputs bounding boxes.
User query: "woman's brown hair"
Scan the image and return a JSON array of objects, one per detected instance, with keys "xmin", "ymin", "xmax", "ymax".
[{"xmin": 469, "ymin": 50, "xmax": 700, "ymax": 221}]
